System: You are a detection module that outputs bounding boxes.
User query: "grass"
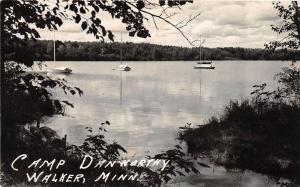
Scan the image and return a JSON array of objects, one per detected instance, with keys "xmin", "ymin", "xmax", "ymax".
[{"xmin": 179, "ymin": 99, "xmax": 300, "ymax": 185}]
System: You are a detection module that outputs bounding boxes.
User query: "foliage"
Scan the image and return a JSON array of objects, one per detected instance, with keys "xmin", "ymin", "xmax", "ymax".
[
  {"xmin": 80, "ymin": 121, "xmax": 127, "ymax": 160},
  {"xmin": 2, "ymin": 63, "xmax": 83, "ymax": 125},
  {"xmin": 133, "ymin": 144, "xmax": 200, "ymax": 186},
  {"xmin": 79, "ymin": 122, "xmax": 201, "ymax": 186},
  {"xmin": 251, "ymin": 66, "xmax": 300, "ymax": 104},
  {"xmin": 265, "ymin": 1, "xmax": 300, "ymax": 52},
  {"xmin": 17, "ymin": 40, "xmax": 300, "ymax": 61},
  {"xmin": 276, "ymin": 65, "xmax": 300, "ymax": 102},
  {"xmin": 1, "ymin": 121, "xmax": 200, "ymax": 186},
  {"xmin": 180, "ymin": 101, "xmax": 300, "ymax": 184}
]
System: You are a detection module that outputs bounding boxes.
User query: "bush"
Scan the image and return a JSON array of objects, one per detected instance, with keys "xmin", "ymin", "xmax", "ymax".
[{"xmin": 179, "ymin": 65, "xmax": 300, "ymax": 185}]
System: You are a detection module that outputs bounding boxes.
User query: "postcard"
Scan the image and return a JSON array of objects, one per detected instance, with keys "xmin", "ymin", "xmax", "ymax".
[{"xmin": 1, "ymin": 0, "xmax": 299, "ymax": 186}]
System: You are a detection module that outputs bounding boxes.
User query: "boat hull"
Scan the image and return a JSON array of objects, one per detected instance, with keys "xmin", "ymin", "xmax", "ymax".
[
  {"xmin": 48, "ymin": 67, "xmax": 72, "ymax": 74},
  {"xmin": 193, "ymin": 66, "xmax": 215, "ymax": 69},
  {"xmin": 117, "ymin": 68, "xmax": 131, "ymax": 71},
  {"xmin": 116, "ymin": 65, "xmax": 131, "ymax": 71}
]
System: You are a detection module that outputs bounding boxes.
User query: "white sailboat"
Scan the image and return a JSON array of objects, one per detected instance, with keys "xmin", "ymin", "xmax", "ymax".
[
  {"xmin": 48, "ymin": 30, "xmax": 72, "ymax": 74},
  {"xmin": 193, "ymin": 35, "xmax": 215, "ymax": 69},
  {"xmin": 116, "ymin": 30, "xmax": 131, "ymax": 71}
]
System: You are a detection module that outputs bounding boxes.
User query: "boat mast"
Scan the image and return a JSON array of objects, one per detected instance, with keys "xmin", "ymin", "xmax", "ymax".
[
  {"xmin": 120, "ymin": 30, "xmax": 123, "ymax": 65},
  {"xmin": 120, "ymin": 71, "xmax": 123, "ymax": 105},
  {"xmin": 199, "ymin": 35, "xmax": 202, "ymax": 61},
  {"xmin": 54, "ymin": 29, "xmax": 56, "ymax": 67}
]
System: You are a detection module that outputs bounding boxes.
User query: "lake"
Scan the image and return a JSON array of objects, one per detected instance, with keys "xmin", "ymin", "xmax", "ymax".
[{"xmin": 40, "ymin": 60, "xmax": 292, "ymax": 187}]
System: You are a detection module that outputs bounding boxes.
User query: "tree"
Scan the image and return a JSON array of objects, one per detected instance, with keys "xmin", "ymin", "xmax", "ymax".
[
  {"xmin": 266, "ymin": 1, "xmax": 300, "ymax": 102},
  {"xmin": 266, "ymin": 1, "xmax": 300, "ymax": 52}
]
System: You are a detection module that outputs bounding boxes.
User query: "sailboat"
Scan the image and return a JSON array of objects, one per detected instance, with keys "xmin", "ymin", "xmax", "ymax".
[
  {"xmin": 48, "ymin": 30, "xmax": 72, "ymax": 74},
  {"xmin": 193, "ymin": 36, "xmax": 215, "ymax": 69},
  {"xmin": 116, "ymin": 30, "xmax": 131, "ymax": 71}
]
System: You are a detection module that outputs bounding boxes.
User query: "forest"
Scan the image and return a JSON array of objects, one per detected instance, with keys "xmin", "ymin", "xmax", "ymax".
[{"xmin": 28, "ymin": 40, "xmax": 300, "ymax": 61}]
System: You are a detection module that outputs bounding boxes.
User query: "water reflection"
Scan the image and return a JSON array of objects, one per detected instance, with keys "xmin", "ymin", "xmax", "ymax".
[
  {"xmin": 120, "ymin": 71, "xmax": 123, "ymax": 105},
  {"xmin": 37, "ymin": 61, "xmax": 290, "ymax": 187},
  {"xmin": 39, "ymin": 61, "xmax": 291, "ymax": 153}
]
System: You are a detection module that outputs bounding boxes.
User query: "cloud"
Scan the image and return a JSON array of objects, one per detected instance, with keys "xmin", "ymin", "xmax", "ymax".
[
  {"xmin": 184, "ymin": 1, "xmax": 280, "ymax": 48},
  {"xmin": 37, "ymin": 1, "xmax": 281, "ymax": 48}
]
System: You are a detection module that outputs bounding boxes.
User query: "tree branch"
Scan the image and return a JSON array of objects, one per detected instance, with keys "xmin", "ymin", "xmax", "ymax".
[{"xmin": 126, "ymin": 1, "xmax": 199, "ymax": 46}]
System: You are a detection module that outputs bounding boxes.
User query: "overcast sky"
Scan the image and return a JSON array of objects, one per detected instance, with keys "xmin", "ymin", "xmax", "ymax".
[{"xmin": 38, "ymin": 0, "xmax": 285, "ymax": 48}]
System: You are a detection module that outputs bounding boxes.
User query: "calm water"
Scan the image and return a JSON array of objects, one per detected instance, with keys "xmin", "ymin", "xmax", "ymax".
[{"xmin": 39, "ymin": 61, "xmax": 292, "ymax": 187}]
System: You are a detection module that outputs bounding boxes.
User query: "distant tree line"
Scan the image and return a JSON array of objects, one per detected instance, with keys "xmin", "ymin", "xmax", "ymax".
[{"xmin": 27, "ymin": 40, "xmax": 300, "ymax": 61}]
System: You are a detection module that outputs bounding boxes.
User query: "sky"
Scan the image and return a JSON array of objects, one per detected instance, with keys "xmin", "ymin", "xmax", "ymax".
[{"xmin": 38, "ymin": 0, "xmax": 286, "ymax": 48}]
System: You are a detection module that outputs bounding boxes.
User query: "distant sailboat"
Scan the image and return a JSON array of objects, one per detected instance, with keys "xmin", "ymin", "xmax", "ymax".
[
  {"xmin": 197, "ymin": 61, "xmax": 212, "ymax": 64},
  {"xmin": 193, "ymin": 35, "xmax": 215, "ymax": 69},
  {"xmin": 48, "ymin": 30, "xmax": 72, "ymax": 74},
  {"xmin": 116, "ymin": 30, "xmax": 131, "ymax": 71}
]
